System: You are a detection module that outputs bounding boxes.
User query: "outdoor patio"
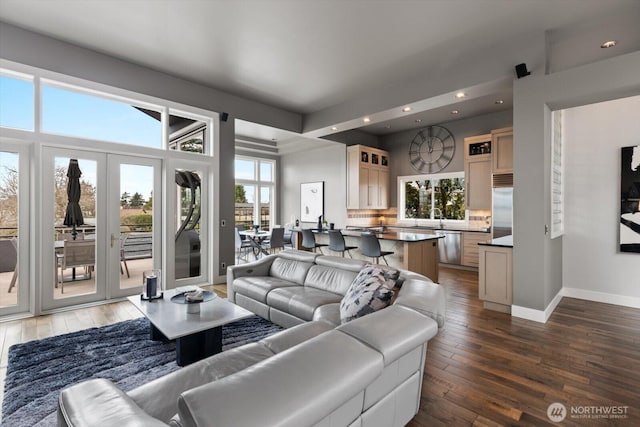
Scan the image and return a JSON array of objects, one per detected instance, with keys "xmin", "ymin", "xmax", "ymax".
[{"xmin": 0, "ymin": 257, "xmax": 153, "ymax": 307}]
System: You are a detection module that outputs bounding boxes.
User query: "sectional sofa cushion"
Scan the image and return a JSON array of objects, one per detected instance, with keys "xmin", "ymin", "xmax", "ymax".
[
  {"xmin": 267, "ymin": 286, "xmax": 344, "ymax": 321},
  {"xmin": 340, "ymin": 265, "xmax": 397, "ymax": 323},
  {"xmin": 232, "ymin": 276, "xmax": 299, "ymax": 304}
]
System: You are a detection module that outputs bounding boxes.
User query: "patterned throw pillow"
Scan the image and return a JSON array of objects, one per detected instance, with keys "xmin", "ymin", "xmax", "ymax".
[{"xmin": 339, "ymin": 264, "xmax": 398, "ymax": 324}]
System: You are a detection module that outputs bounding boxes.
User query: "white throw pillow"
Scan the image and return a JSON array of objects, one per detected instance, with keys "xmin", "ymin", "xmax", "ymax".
[{"xmin": 339, "ymin": 264, "xmax": 397, "ymax": 324}]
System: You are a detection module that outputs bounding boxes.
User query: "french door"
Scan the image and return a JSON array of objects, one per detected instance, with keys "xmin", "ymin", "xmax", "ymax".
[
  {"xmin": 0, "ymin": 140, "xmax": 30, "ymax": 317},
  {"xmin": 41, "ymin": 147, "xmax": 161, "ymax": 310}
]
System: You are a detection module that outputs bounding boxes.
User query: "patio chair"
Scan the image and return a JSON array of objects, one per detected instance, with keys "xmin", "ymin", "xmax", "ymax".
[
  {"xmin": 59, "ymin": 240, "xmax": 96, "ymax": 293},
  {"xmin": 120, "ymin": 235, "xmax": 130, "ymax": 278},
  {"xmin": 8, "ymin": 238, "xmax": 18, "ymax": 293}
]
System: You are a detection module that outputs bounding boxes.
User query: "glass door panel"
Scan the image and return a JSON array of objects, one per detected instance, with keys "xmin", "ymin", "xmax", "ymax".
[
  {"xmin": 109, "ymin": 157, "xmax": 161, "ymax": 298},
  {"xmin": 0, "ymin": 145, "xmax": 29, "ymax": 316},
  {"xmin": 175, "ymin": 169, "xmax": 202, "ymax": 279},
  {"xmin": 42, "ymin": 148, "xmax": 106, "ymax": 310}
]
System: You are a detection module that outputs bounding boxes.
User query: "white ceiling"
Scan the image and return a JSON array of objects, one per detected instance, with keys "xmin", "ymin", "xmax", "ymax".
[{"xmin": 1, "ymin": 0, "xmax": 639, "ymax": 151}]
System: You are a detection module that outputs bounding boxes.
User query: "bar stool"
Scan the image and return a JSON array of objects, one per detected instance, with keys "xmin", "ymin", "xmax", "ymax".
[
  {"xmin": 301, "ymin": 229, "xmax": 328, "ymax": 254},
  {"xmin": 360, "ymin": 232, "xmax": 394, "ymax": 265},
  {"xmin": 328, "ymin": 230, "xmax": 357, "ymax": 258}
]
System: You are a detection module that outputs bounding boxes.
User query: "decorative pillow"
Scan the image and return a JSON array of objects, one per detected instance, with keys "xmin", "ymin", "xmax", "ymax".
[{"xmin": 339, "ymin": 264, "xmax": 398, "ymax": 324}]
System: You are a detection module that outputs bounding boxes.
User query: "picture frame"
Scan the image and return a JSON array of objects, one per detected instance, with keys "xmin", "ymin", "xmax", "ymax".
[
  {"xmin": 620, "ymin": 145, "xmax": 640, "ymax": 253},
  {"xmin": 300, "ymin": 181, "xmax": 324, "ymax": 222}
]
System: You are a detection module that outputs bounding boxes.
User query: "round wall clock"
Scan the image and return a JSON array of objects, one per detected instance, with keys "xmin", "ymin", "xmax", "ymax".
[{"xmin": 408, "ymin": 125, "xmax": 455, "ymax": 173}]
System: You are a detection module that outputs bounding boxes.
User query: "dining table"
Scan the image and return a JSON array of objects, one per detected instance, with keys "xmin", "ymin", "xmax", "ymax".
[{"xmin": 238, "ymin": 229, "xmax": 271, "ymax": 259}]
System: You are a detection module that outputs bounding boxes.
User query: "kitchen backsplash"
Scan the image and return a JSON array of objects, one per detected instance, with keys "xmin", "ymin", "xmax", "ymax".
[{"xmin": 346, "ymin": 208, "xmax": 492, "ymax": 228}]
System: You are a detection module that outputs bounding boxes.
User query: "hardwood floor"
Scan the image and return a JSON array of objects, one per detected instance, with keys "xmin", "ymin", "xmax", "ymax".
[
  {"xmin": 1, "ymin": 272, "xmax": 639, "ymax": 426},
  {"xmin": 410, "ymin": 267, "xmax": 640, "ymax": 426}
]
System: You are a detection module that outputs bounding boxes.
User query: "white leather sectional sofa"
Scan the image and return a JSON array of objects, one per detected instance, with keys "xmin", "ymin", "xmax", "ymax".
[{"xmin": 58, "ymin": 250, "xmax": 446, "ymax": 427}]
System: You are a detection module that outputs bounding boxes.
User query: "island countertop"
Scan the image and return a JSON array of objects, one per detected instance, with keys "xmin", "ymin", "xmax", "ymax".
[
  {"xmin": 340, "ymin": 230, "xmax": 444, "ymax": 242},
  {"xmin": 478, "ymin": 235, "xmax": 513, "ymax": 248}
]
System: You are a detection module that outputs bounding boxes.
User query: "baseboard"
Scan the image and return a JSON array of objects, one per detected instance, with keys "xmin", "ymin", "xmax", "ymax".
[
  {"xmin": 562, "ymin": 287, "xmax": 640, "ymax": 309},
  {"xmin": 511, "ymin": 288, "xmax": 563, "ymax": 324}
]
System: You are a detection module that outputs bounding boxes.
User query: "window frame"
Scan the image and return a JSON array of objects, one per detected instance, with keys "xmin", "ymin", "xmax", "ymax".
[
  {"xmin": 397, "ymin": 171, "xmax": 467, "ymax": 226},
  {"xmin": 234, "ymin": 155, "xmax": 277, "ymax": 229}
]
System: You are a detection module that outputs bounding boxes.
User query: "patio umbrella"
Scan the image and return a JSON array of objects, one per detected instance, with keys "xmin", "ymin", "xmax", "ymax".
[{"xmin": 63, "ymin": 158, "xmax": 84, "ymax": 240}]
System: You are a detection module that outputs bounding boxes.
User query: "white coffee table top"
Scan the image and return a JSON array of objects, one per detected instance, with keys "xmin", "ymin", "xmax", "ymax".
[{"xmin": 127, "ymin": 289, "xmax": 253, "ymax": 340}]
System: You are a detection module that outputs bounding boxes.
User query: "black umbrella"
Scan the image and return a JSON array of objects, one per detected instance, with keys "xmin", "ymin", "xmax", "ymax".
[{"xmin": 63, "ymin": 158, "xmax": 84, "ymax": 240}]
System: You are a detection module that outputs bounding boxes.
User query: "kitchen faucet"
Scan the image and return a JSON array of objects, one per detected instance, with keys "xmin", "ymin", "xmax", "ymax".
[{"xmin": 431, "ymin": 207, "xmax": 444, "ymax": 228}]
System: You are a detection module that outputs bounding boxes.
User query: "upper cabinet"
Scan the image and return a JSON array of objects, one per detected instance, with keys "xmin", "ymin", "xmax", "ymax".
[
  {"xmin": 464, "ymin": 134, "xmax": 492, "ymax": 210},
  {"xmin": 347, "ymin": 145, "xmax": 389, "ymax": 209},
  {"xmin": 491, "ymin": 127, "xmax": 513, "ymax": 174}
]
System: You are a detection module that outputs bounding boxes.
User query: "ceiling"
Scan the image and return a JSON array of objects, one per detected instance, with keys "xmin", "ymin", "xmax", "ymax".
[{"xmin": 1, "ymin": 0, "xmax": 639, "ymax": 151}]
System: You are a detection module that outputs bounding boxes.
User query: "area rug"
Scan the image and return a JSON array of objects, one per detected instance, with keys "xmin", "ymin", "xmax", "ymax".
[{"xmin": 2, "ymin": 316, "xmax": 282, "ymax": 426}]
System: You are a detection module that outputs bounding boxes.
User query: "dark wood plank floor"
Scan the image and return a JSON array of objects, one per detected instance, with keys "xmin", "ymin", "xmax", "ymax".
[{"xmin": 410, "ymin": 267, "xmax": 640, "ymax": 426}]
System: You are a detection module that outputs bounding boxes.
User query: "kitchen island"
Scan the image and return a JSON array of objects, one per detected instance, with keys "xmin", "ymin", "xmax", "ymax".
[{"xmin": 297, "ymin": 230, "xmax": 443, "ymax": 282}]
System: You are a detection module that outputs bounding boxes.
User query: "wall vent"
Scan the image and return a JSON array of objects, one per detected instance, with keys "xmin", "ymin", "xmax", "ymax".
[{"xmin": 492, "ymin": 173, "xmax": 514, "ymax": 187}]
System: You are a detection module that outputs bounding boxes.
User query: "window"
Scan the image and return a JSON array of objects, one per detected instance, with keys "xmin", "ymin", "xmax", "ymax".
[
  {"xmin": 0, "ymin": 72, "xmax": 34, "ymax": 131},
  {"xmin": 398, "ymin": 172, "xmax": 465, "ymax": 223},
  {"xmin": 168, "ymin": 111, "xmax": 210, "ymax": 154},
  {"xmin": 551, "ymin": 110, "xmax": 564, "ymax": 238},
  {"xmin": 234, "ymin": 156, "xmax": 276, "ymax": 229},
  {"xmin": 41, "ymin": 82, "xmax": 162, "ymax": 147}
]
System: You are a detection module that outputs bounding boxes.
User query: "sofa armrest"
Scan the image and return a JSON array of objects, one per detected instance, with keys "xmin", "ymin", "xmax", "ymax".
[
  {"xmin": 58, "ymin": 378, "xmax": 166, "ymax": 427},
  {"xmin": 394, "ymin": 278, "xmax": 446, "ymax": 328},
  {"xmin": 226, "ymin": 255, "xmax": 277, "ymax": 303}
]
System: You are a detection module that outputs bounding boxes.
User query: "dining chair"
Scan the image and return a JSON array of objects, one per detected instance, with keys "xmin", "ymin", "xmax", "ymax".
[
  {"xmin": 283, "ymin": 228, "xmax": 294, "ymax": 248},
  {"xmin": 59, "ymin": 240, "xmax": 96, "ymax": 293},
  {"xmin": 262, "ymin": 227, "xmax": 285, "ymax": 254},
  {"xmin": 301, "ymin": 229, "xmax": 328, "ymax": 254},
  {"xmin": 8, "ymin": 238, "xmax": 18, "ymax": 293},
  {"xmin": 360, "ymin": 232, "xmax": 394, "ymax": 265},
  {"xmin": 235, "ymin": 227, "xmax": 252, "ymax": 264},
  {"xmin": 328, "ymin": 230, "xmax": 357, "ymax": 258}
]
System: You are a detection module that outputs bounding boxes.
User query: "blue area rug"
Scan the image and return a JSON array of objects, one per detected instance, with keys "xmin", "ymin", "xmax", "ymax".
[{"xmin": 2, "ymin": 315, "xmax": 282, "ymax": 426}]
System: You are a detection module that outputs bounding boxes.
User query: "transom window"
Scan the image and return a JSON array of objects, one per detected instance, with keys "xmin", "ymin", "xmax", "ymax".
[{"xmin": 398, "ymin": 172, "xmax": 466, "ymax": 223}]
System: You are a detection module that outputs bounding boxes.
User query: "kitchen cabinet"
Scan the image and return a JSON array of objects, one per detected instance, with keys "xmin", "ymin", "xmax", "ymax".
[
  {"xmin": 347, "ymin": 145, "xmax": 389, "ymax": 209},
  {"xmin": 461, "ymin": 231, "xmax": 490, "ymax": 267},
  {"xmin": 478, "ymin": 244, "xmax": 512, "ymax": 312},
  {"xmin": 492, "ymin": 127, "xmax": 513, "ymax": 173},
  {"xmin": 464, "ymin": 135, "xmax": 492, "ymax": 210}
]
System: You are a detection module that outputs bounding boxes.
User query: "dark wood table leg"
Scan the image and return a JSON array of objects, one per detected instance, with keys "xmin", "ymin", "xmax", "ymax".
[
  {"xmin": 176, "ymin": 326, "xmax": 223, "ymax": 366},
  {"xmin": 150, "ymin": 323, "xmax": 170, "ymax": 342}
]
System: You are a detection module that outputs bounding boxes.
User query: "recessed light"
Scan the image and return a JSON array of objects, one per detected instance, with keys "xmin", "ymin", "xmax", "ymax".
[
  {"xmin": 363, "ymin": 117, "xmax": 371, "ymax": 123},
  {"xmin": 402, "ymin": 106, "xmax": 412, "ymax": 112},
  {"xmin": 331, "ymin": 126, "xmax": 337, "ymax": 131},
  {"xmin": 601, "ymin": 40, "xmax": 617, "ymax": 48},
  {"xmin": 495, "ymin": 100, "xmax": 504, "ymax": 104},
  {"xmin": 384, "ymin": 125, "xmax": 391, "ymax": 129},
  {"xmin": 415, "ymin": 119, "xmax": 422, "ymax": 123},
  {"xmin": 450, "ymin": 110, "xmax": 459, "ymax": 115},
  {"xmin": 455, "ymin": 92, "xmax": 466, "ymax": 99}
]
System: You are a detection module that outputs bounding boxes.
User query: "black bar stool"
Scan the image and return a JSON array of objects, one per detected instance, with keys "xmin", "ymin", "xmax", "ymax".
[
  {"xmin": 328, "ymin": 230, "xmax": 357, "ymax": 258},
  {"xmin": 360, "ymin": 232, "xmax": 393, "ymax": 265},
  {"xmin": 301, "ymin": 229, "xmax": 328, "ymax": 254}
]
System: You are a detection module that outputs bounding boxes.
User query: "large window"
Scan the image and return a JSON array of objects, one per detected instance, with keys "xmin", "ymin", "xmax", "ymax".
[
  {"xmin": 0, "ymin": 72, "xmax": 34, "ymax": 131},
  {"xmin": 398, "ymin": 172, "xmax": 466, "ymax": 223},
  {"xmin": 235, "ymin": 156, "xmax": 275, "ymax": 229}
]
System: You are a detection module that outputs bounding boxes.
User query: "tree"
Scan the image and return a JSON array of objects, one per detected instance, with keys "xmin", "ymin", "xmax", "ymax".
[
  {"xmin": 0, "ymin": 166, "xmax": 18, "ymax": 235},
  {"xmin": 121, "ymin": 192, "xmax": 131, "ymax": 208},
  {"xmin": 235, "ymin": 185, "xmax": 247, "ymax": 203},
  {"xmin": 129, "ymin": 192, "xmax": 145, "ymax": 208},
  {"xmin": 143, "ymin": 192, "xmax": 153, "ymax": 212}
]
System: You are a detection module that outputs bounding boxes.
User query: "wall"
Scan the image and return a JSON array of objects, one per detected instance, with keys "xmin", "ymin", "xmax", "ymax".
[
  {"xmin": 280, "ymin": 142, "xmax": 347, "ymax": 229},
  {"xmin": 562, "ymin": 95, "xmax": 640, "ymax": 301},
  {"xmin": 513, "ymin": 50, "xmax": 640, "ymax": 319},
  {"xmin": 380, "ymin": 110, "xmax": 512, "ymax": 207}
]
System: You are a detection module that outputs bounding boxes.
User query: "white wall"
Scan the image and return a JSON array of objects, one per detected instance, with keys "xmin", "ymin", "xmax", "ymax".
[
  {"xmin": 563, "ymin": 95, "xmax": 640, "ymax": 302},
  {"xmin": 280, "ymin": 142, "xmax": 347, "ymax": 228}
]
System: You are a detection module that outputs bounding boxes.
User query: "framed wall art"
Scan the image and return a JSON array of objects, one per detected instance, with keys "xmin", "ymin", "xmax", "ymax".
[
  {"xmin": 620, "ymin": 145, "xmax": 640, "ymax": 253},
  {"xmin": 300, "ymin": 181, "xmax": 324, "ymax": 222}
]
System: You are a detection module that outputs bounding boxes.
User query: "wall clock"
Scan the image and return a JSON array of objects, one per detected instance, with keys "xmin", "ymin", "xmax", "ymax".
[{"xmin": 408, "ymin": 125, "xmax": 455, "ymax": 173}]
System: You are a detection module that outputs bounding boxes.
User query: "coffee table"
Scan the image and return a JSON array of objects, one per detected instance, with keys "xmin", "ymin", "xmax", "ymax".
[{"xmin": 127, "ymin": 289, "xmax": 253, "ymax": 366}]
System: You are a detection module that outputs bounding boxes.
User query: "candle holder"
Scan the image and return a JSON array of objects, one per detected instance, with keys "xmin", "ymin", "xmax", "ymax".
[{"xmin": 141, "ymin": 269, "xmax": 163, "ymax": 301}]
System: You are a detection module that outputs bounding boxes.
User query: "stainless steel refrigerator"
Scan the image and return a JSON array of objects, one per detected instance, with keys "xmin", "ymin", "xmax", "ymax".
[{"xmin": 492, "ymin": 187, "xmax": 513, "ymax": 239}]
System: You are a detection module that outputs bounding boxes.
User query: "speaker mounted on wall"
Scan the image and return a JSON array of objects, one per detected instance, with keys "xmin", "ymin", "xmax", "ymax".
[
  {"xmin": 220, "ymin": 112, "xmax": 229, "ymax": 122},
  {"xmin": 515, "ymin": 63, "xmax": 531, "ymax": 79}
]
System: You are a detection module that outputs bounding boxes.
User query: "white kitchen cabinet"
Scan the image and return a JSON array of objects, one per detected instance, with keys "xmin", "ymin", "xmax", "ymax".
[
  {"xmin": 491, "ymin": 127, "xmax": 513, "ymax": 174},
  {"xmin": 347, "ymin": 145, "xmax": 389, "ymax": 209},
  {"xmin": 464, "ymin": 134, "xmax": 492, "ymax": 210},
  {"xmin": 461, "ymin": 231, "xmax": 491, "ymax": 267}
]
